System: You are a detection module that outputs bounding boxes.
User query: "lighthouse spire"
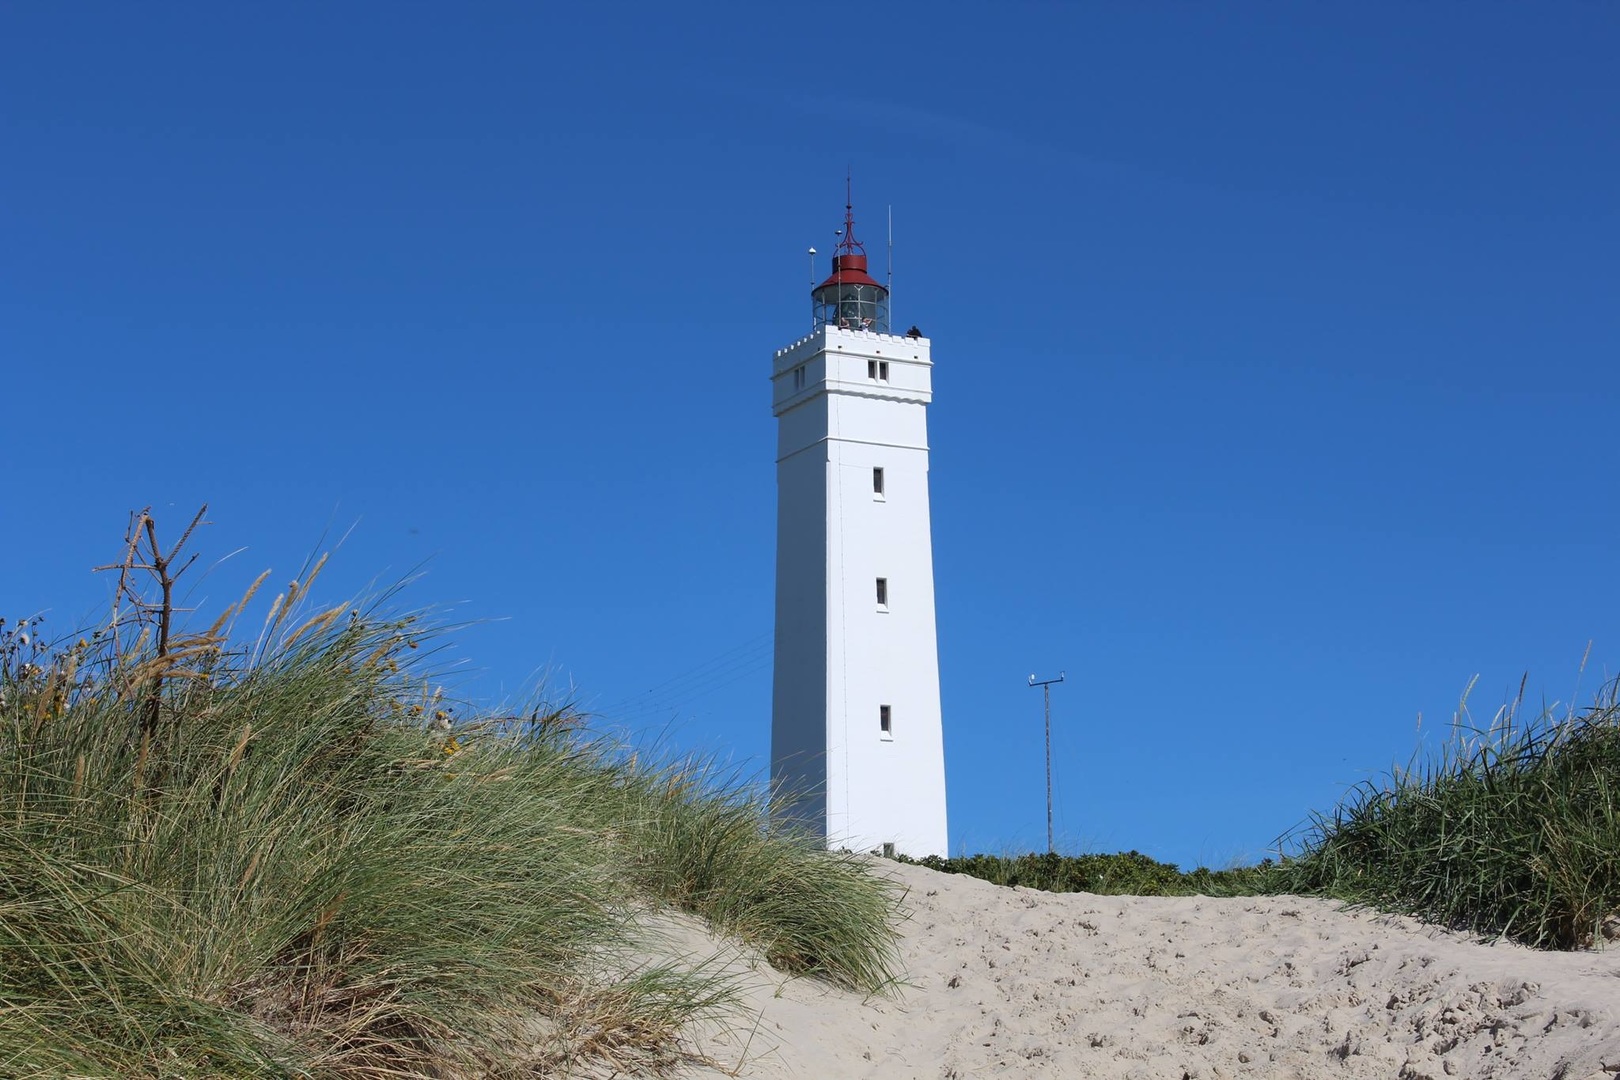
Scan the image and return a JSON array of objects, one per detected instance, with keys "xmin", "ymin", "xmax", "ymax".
[{"xmin": 836, "ymin": 171, "xmax": 865, "ymax": 258}]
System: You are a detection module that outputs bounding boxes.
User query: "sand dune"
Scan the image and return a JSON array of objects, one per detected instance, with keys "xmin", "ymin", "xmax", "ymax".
[{"xmin": 676, "ymin": 860, "xmax": 1620, "ymax": 1079}]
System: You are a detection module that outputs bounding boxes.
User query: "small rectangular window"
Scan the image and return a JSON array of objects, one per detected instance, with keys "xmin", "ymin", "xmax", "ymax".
[
  {"xmin": 872, "ymin": 467, "xmax": 885, "ymax": 495},
  {"xmin": 879, "ymin": 704, "xmax": 892, "ymax": 735},
  {"xmin": 867, "ymin": 360, "xmax": 890, "ymax": 382},
  {"xmin": 875, "ymin": 577, "xmax": 888, "ymax": 607},
  {"xmin": 793, "ymin": 365, "xmax": 806, "ymax": 391}
]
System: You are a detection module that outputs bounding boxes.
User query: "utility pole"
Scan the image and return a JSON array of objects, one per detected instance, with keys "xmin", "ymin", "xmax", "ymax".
[{"xmin": 1027, "ymin": 671, "xmax": 1066, "ymax": 854}]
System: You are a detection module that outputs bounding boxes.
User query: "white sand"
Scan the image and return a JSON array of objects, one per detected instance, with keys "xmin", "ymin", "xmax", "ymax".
[{"xmin": 674, "ymin": 861, "xmax": 1620, "ymax": 1080}]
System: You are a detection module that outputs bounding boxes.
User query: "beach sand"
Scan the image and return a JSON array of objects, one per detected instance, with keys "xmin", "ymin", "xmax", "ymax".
[{"xmin": 673, "ymin": 860, "xmax": 1620, "ymax": 1079}]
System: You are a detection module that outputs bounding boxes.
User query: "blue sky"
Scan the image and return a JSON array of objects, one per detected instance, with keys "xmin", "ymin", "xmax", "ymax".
[{"xmin": 4, "ymin": 4, "xmax": 1617, "ymax": 869}]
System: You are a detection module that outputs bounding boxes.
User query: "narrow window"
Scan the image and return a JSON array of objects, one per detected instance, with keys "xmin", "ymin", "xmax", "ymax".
[
  {"xmin": 878, "ymin": 361, "xmax": 890, "ymax": 381},
  {"xmin": 875, "ymin": 577, "xmax": 888, "ymax": 608},
  {"xmin": 879, "ymin": 704, "xmax": 892, "ymax": 735},
  {"xmin": 793, "ymin": 365, "xmax": 806, "ymax": 391},
  {"xmin": 872, "ymin": 467, "xmax": 885, "ymax": 496}
]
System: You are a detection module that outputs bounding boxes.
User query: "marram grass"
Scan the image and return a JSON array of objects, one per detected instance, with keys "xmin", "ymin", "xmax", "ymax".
[
  {"xmin": 0, "ymin": 526, "xmax": 901, "ymax": 1078},
  {"xmin": 1275, "ymin": 680, "xmax": 1620, "ymax": 950}
]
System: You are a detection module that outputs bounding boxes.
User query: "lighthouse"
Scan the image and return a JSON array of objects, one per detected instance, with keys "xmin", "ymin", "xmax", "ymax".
[{"xmin": 769, "ymin": 191, "xmax": 949, "ymax": 858}]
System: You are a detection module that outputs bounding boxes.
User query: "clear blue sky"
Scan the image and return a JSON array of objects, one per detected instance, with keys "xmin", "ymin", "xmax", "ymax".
[{"xmin": 5, "ymin": 4, "xmax": 1617, "ymax": 869}]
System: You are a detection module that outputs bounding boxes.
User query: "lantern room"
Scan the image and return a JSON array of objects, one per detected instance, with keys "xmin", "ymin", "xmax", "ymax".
[{"xmin": 812, "ymin": 194, "xmax": 889, "ymax": 334}]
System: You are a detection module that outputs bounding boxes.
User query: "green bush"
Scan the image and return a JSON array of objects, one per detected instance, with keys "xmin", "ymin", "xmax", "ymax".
[{"xmin": 899, "ymin": 850, "xmax": 1276, "ymax": 897}]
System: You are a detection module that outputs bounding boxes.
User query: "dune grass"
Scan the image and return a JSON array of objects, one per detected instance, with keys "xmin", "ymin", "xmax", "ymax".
[
  {"xmin": 0, "ymin": 512, "xmax": 900, "ymax": 1078},
  {"xmin": 617, "ymin": 764, "xmax": 902, "ymax": 993},
  {"xmin": 1276, "ymin": 679, "xmax": 1620, "ymax": 950}
]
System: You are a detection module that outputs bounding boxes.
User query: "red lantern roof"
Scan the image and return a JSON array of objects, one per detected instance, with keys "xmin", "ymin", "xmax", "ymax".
[{"xmin": 814, "ymin": 181, "xmax": 888, "ymax": 295}]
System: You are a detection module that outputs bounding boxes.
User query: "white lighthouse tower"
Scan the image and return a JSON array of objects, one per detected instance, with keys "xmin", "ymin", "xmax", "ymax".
[{"xmin": 770, "ymin": 190, "xmax": 948, "ymax": 858}]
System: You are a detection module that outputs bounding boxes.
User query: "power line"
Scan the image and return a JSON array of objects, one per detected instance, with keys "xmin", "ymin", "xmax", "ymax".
[
  {"xmin": 611, "ymin": 651, "xmax": 774, "ymax": 720},
  {"xmin": 597, "ymin": 631, "xmax": 772, "ymax": 711},
  {"xmin": 611, "ymin": 652, "xmax": 774, "ymax": 723},
  {"xmin": 600, "ymin": 631, "xmax": 774, "ymax": 720}
]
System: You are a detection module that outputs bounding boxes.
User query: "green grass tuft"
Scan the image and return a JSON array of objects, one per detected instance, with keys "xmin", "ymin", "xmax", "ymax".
[
  {"xmin": 617, "ymin": 763, "xmax": 902, "ymax": 991},
  {"xmin": 1275, "ymin": 682, "xmax": 1620, "ymax": 949}
]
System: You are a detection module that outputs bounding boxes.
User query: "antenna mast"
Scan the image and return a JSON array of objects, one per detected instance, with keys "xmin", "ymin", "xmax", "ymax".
[
  {"xmin": 887, "ymin": 204, "xmax": 893, "ymax": 326},
  {"xmin": 1028, "ymin": 671, "xmax": 1067, "ymax": 854},
  {"xmin": 807, "ymin": 247, "xmax": 818, "ymax": 330}
]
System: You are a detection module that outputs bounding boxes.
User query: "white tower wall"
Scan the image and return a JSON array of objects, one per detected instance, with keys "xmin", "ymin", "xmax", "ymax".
[{"xmin": 771, "ymin": 325, "xmax": 949, "ymax": 857}]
